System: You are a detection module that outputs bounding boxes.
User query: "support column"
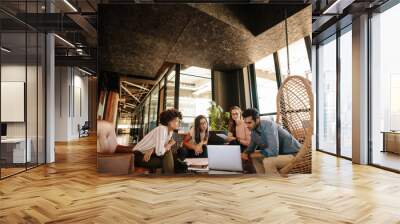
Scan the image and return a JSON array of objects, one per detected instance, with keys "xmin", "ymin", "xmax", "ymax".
[
  {"xmin": 46, "ymin": 0, "xmax": 55, "ymax": 163},
  {"xmin": 352, "ymin": 14, "xmax": 369, "ymax": 164}
]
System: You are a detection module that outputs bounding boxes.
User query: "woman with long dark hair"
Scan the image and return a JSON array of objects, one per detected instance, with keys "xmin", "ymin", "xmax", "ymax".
[
  {"xmin": 226, "ymin": 106, "xmax": 251, "ymax": 152},
  {"xmin": 180, "ymin": 115, "xmax": 209, "ymax": 158}
]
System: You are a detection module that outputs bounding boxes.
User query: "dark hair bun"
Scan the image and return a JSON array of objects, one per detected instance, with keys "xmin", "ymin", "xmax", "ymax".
[{"xmin": 159, "ymin": 109, "xmax": 183, "ymax": 126}]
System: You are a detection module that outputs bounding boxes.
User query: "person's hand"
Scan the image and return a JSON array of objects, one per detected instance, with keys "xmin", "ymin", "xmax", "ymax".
[
  {"xmin": 241, "ymin": 152, "xmax": 249, "ymax": 161},
  {"xmin": 169, "ymin": 139, "xmax": 176, "ymax": 146},
  {"xmin": 143, "ymin": 149, "xmax": 154, "ymax": 162},
  {"xmin": 226, "ymin": 136, "xmax": 236, "ymax": 142},
  {"xmin": 194, "ymin": 145, "xmax": 203, "ymax": 156},
  {"xmin": 250, "ymin": 151, "xmax": 263, "ymax": 159},
  {"xmin": 165, "ymin": 144, "xmax": 172, "ymax": 152}
]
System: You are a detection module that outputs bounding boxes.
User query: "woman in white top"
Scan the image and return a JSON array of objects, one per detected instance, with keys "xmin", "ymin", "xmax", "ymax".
[
  {"xmin": 132, "ymin": 109, "xmax": 182, "ymax": 174},
  {"xmin": 180, "ymin": 115, "xmax": 209, "ymax": 159}
]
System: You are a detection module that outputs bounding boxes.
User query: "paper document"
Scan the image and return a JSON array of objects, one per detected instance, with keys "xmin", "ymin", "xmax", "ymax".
[
  {"xmin": 188, "ymin": 167, "xmax": 209, "ymax": 172},
  {"xmin": 216, "ymin": 133, "xmax": 228, "ymax": 140}
]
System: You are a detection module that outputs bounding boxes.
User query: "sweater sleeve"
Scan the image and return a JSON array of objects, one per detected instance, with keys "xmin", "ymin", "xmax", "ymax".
[
  {"xmin": 154, "ymin": 127, "xmax": 167, "ymax": 156},
  {"xmin": 259, "ymin": 121, "xmax": 279, "ymax": 157}
]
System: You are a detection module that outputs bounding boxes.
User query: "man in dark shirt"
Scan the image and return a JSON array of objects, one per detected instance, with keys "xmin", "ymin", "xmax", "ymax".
[{"xmin": 241, "ymin": 108, "xmax": 301, "ymax": 175}]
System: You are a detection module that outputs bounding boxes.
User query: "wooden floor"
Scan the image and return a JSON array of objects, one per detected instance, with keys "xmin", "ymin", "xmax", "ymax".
[
  {"xmin": 372, "ymin": 150, "xmax": 400, "ymax": 171},
  {"xmin": 1, "ymin": 136, "xmax": 400, "ymax": 223}
]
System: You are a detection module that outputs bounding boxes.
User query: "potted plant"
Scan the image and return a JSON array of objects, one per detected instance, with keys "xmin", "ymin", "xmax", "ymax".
[{"xmin": 208, "ymin": 101, "xmax": 230, "ymax": 131}]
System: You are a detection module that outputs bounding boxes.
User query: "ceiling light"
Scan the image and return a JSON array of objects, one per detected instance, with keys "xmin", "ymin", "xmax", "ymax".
[
  {"xmin": 54, "ymin": 34, "xmax": 75, "ymax": 48},
  {"xmin": 63, "ymin": 0, "xmax": 78, "ymax": 12},
  {"xmin": 1, "ymin": 47, "xmax": 11, "ymax": 53}
]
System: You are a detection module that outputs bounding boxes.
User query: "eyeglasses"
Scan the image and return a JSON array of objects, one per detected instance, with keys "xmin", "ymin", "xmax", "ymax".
[{"xmin": 231, "ymin": 113, "xmax": 239, "ymax": 116}]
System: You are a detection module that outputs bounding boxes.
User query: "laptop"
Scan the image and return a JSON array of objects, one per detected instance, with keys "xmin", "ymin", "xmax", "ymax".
[
  {"xmin": 207, "ymin": 145, "xmax": 243, "ymax": 172},
  {"xmin": 208, "ymin": 131, "xmax": 227, "ymax": 145},
  {"xmin": 1, "ymin": 123, "xmax": 7, "ymax": 140}
]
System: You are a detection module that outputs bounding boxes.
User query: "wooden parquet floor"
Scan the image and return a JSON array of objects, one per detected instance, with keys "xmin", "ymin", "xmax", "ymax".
[{"xmin": 1, "ymin": 135, "xmax": 400, "ymax": 224}]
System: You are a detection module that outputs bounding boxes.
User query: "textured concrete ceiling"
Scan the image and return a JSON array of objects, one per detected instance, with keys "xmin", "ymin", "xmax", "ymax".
[{"xmin": 99, "ymin": 4, "xmax": 311, "ymax": 79}]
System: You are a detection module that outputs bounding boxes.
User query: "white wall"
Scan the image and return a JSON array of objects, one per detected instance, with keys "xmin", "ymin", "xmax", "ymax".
[
  {"xmin": 1, "ymin": 65, "xmax": 37, "ymax": 137},
  {"xmin": 54, "ymin": 66, "xmax": 89, "ymax": 141}
]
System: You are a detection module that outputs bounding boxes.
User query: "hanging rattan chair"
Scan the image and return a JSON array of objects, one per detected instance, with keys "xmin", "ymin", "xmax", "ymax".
[{"xmin": 276, "ymin": 75, "xmax": 314, "ymax": 176}]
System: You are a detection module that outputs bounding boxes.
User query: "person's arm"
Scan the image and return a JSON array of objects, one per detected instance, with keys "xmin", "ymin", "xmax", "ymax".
[
  {"xmin": 243, "ymin": 137, "xmax": 256, "ymax": 154},
  {"xmin": 238, "ymin": 127, "xmax": 251, "ymax": 147},
  {"xmin": 226, "ymin": 132, "xmax": 236, "ymax": 142},
  {"xmin": 183, "ymin": 132, "xmax": 203, "ymax": 154},
  {"xmin": 183, "ymin": 133, "xmax": 196, "ymax": 150},
  {"xmin": 202, "ymin": 134, "xmax": 208, "ymax": 145},
  {"xmin": 259, "ymin": 121, "xmax": 279, "ymax": 157},
  {"xmin": 164, "ymin": 138, "xmax": 176, "ymax": 152},
  {"xmin": 154, "ymin": 127, "xmax": 168, "ymax": 156}
]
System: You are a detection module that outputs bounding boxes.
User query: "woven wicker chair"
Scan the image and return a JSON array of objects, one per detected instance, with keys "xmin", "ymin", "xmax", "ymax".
[{"xmin": 276, "ymin": 75, "xmax": 314, "ymax": 176}]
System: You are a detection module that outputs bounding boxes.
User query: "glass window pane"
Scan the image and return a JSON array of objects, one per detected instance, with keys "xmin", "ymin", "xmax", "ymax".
[
  {"xmin": 371, "ymin": 4, "xmax": 400, "ymax": 171},
  {"xmin": 340, "ymin": 28, "xmax": 352, "ymax": 158},
  {"xmin": 143, "ymin": 98, "xmax": 150, "ymax": 134},
  {"xmin": 254, "ymin": 54, "xmax": 278, "ymax": 114},
  {"xmin": 149, "ymin": 85, "xmax": 159, "ymax": 131},
  {"xmin": 318, "ymin": 35, "xmax": 337, "ymax": 154},
  {"xmin": 27, "ymin": 31, "xmax": 38, "ymax": 168},
  {"xmin": 38, "ymin": 33, "xmax": 45, "ymax": 165},
  {"xmin": 179, "ymin": 66, "xmax": 212, "ymax": 132},
  {"xmin": 1, "ymin": 31, "xmax": 28, "ymax": 177},
  {"xmin": 166, "ymin": 70, "xmax": 175, "ymax": 109},
  {"xmin": 279, "ymin": 38, "xmax": 312, "ymax": 81}
]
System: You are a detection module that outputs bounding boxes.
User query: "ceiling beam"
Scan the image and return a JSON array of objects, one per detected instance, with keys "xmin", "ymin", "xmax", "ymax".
[
  {"xmin": 120, "ymin": 85, "xmax": 141, "ymax": 103},
  {"xmin": 121, "ymin": 81, "xmax": 150, "ymax": 91}
]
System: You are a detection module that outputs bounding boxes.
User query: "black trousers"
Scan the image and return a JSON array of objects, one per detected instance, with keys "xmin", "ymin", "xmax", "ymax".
[
  {"xmin": 177, "ymin": 145, "xmax": 208, "ymax": 160},
  {"xmin": 133, "ymin": 150, "xmax": 174, "ymax": 174}
]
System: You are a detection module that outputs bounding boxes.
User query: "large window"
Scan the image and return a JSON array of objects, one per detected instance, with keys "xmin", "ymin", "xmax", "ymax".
[
  {"xmin": 148, "ymin": 85, "xmax": 159, "ymax": 131},
  {"xmin": 142, "ymin": 98, "xmax": 150, "ymax": 135},
  {"xmin": 340, "ymin": 27, "xmax": 352, "ymax": 158},
  {"xmin": 165, "ymin": 70, "xmax": 175, "ymax": 110},
  {"xmin": 278, "ymin": 38, "xmax": 312, "ymax": 81},
  {"xmin": 254, "ymin": 54, "xmax": 278, "ymax": 114},
  {"xmin": 371, "ymin": 4, "xmax": 400, "ymax": 171},
  {"xmin": 317, "ymin": 35, "xmax": 337, "ymax": 154},
  {"xmin": 179, "ymin": 66, "xmax": 212, "ymax": 132}
]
